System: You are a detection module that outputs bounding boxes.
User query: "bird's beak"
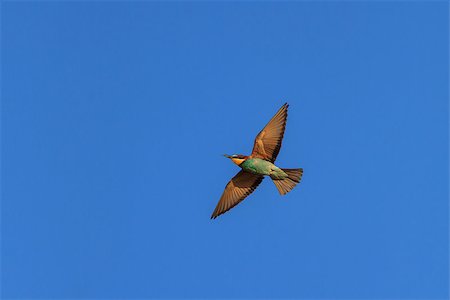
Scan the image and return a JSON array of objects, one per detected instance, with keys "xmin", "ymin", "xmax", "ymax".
[{"xmin": 223, "ymin": 154, "xmax": 232, "ymax": 159}]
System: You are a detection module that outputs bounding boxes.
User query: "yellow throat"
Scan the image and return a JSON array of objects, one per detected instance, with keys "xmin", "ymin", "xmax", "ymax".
[{"xmin": 230, "ymin": 157, "xmax": 245, "ymax": 166}]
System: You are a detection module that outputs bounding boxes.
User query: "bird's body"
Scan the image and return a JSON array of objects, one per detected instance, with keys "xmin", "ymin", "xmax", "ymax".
[
  {"xmin": 236, "ymin": 157, "xmax": 288, "ymax": 180},
  {"xmin": 211, "ymin": 103, "xmax": 303, "ymax": 219}
]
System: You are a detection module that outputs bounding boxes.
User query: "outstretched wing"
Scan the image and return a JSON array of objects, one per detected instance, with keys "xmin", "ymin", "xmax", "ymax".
[
  {"xmin": 251, "ymin": 103, "xmax": 288, "ymax": 163},
  {"xmin": 211, "ymin": 171, "xmax": 264, "ymax": 219}
]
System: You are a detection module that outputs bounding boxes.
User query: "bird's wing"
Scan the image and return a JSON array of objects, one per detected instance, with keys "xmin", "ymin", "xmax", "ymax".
[
  {"xmin": 251, "ymin": 103, "xmax": 288, "ymax": 163},
  {"xmin": 211, "ymin": 170, "xmax": 264, "ymax": 219}
]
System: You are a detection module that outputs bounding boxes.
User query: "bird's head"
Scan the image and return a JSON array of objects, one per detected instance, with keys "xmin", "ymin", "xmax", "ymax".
[{"xmin": 224, "ymin": 154, "xmax": 247, "ymax": 166}]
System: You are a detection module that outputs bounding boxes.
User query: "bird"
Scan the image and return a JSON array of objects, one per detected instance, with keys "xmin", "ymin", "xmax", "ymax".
[{"xmin": 211, "ymin": 103, "xmax": 303, "ymax": 219}]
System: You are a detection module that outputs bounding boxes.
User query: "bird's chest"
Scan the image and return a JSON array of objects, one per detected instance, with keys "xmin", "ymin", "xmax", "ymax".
[{"xmin": 240, "ymin": 158, "xmax": 273, "ymax": 175}]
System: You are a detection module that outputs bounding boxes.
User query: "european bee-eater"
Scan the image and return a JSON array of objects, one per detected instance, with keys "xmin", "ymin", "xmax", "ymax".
[{"xmin": 211, "ymin": 103, "xmax": 303, "ymax": 219}]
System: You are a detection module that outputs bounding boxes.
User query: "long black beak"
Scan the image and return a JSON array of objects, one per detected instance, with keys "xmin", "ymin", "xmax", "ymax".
[{"xmin": 223, "ymin": 154, "xmax": 232, "ymax": 158}]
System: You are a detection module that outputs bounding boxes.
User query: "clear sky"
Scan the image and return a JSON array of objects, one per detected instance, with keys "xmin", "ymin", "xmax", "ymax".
[{"xmin": 2, "ymin": 1, "xmax": 448, "ymax": 299}]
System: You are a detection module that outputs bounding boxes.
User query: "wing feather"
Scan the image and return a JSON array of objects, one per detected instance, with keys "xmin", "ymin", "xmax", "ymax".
[
  {"xmin": 251, "ymin": 103, "xmax": 288, "ymax": 162},
  {"xmin": 211, "ymin": 171, "xmax": 264, "ymax": 219}
]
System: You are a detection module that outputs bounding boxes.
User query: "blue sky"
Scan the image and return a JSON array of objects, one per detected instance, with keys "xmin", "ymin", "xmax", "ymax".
[{"xmin": 2, "ymin": 1, "xmax": 448, "ymax": 299}]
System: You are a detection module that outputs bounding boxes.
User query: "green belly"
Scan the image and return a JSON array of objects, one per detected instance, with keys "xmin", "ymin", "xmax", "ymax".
[
  {"xmin": 240, "ymin": 158, "xmax": 287, "ymax": 179},
  {"xmin": 243, "ymin": 158, "xmax": 288, "ymax": 179},
  {"xmin": 240, "ymin": 158, "xmax": 271, "ymax": 175}
]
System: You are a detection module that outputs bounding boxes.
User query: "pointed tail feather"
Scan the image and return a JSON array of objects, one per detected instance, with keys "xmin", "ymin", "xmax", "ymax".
[{"xmin": 272, "ymin": 168, "xmax": 303, "ymax": 195}]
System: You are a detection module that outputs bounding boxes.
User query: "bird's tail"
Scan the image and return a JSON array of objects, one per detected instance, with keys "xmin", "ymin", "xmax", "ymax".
[{"xmin": 272, "ymin": 168, "xmax": 303, "ymax": 195}]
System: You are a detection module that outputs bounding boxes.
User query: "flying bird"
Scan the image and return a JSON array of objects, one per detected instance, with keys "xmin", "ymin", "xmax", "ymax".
[{"xmin": 211, "ymin": 103, "xmax": 303, "ymax": 219}]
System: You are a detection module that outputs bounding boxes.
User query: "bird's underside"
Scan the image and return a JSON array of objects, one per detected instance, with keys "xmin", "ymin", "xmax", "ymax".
[{"xmin": 211, "ymin": 103, "xmax": 303, "ymax": 219}]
